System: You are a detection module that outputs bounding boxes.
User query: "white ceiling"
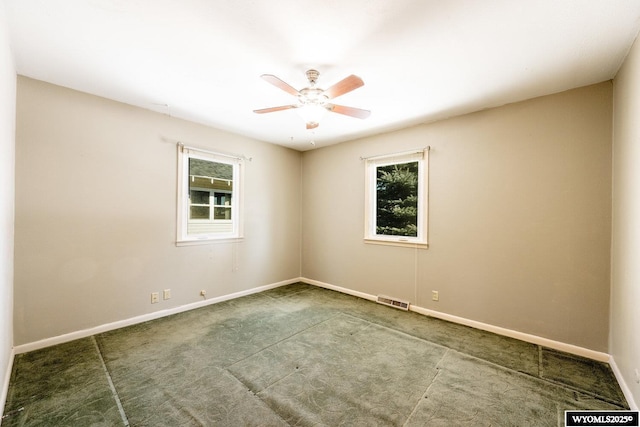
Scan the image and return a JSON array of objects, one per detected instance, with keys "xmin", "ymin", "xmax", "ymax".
[{"xmin": 5, "ymin": 0, "xmax": 640, "ymax": 151}]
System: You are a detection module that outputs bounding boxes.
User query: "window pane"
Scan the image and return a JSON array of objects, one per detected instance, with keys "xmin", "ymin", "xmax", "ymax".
[
  {"xmin": 184, "ymin": 156, "xmax": 236, "ymax": 237},
  {"xmin": 190, "ymin": 206, "xmax": 210, "ymax": 219},
  {"xmin": 190, "ymin": 190, "xmax": 210, "ymax": 205},
  {"xmin": 214, "ymin": 192, "xmax": 231, "ymax": 206},
  {"xmin": 376, "ymin": 162, "xmax": 418, "ymax": 237},
  {"xmin": 214, "ymin": 207, "xmax": 231, "ymax": 220},
  {"xmin": 189, "ymin": 158, "xmax": 232, "ymax": 180}
]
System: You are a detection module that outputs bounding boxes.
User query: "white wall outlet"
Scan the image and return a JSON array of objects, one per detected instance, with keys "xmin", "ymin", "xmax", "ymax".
[
  {"xmin": 635, "ymin": 368, "xmax": 639, "ymax": 384},
  {"xmin": 432, "ymin": 290, "xmax": 439, "ymax": 301},
  {"xmin": 200, "ymin": 290, "xmax": 206, "ymax": 297},
  {"xmin": 163, "ymin": 289, "xmax": 171, "ymax": 300},
  {"xmin": 151, "ymin": 292, "xmax": 159, "ymax": 304}
]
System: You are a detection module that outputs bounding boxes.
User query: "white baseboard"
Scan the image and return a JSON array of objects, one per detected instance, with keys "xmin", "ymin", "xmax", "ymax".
[
  {"xmin": 13, "ymin": 278, "xmax": 301, "ymax": 355},
  {"xmin": 302, "ymin": 277, "xmax": 610, "ymax": 363},
  {"xmin": 10, "ymin": 275, "xmax": 615, "ymax": 366},
  {"xmin": 7, "ymin": 277, "xmax": 635, "ymax": 410},
  {"xmin": 609, "ymin": 356, "xmax": 639, "ymax": 410},
  {"xmin": 302, "ymin": 277, "xmax": 378, "ymax": 303},
  {"xmin": 1, "ymin": 347, "xmax": 15, "ymax": 419}
]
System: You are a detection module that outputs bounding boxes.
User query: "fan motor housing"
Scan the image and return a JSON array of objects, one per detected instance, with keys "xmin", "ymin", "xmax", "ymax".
[{"xmin": 299, "ymin": 88, "xmax": 327, "ymax": 106}]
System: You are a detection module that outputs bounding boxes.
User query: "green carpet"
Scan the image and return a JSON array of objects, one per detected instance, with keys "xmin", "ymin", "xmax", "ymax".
[
  {"xmin": 2, "ymin": 283, "xmax": 629, "ymax": 426},
  {"xmin": 406, "ymin": 350, "xmax": 622, "ymax": 426},
  {"xmin": 228, "ymin": 313, "xmax": 446, "ymax": 425},
  {"xmin": 2, "ymin": 338, "xmax": 124, "ymax": 426}
]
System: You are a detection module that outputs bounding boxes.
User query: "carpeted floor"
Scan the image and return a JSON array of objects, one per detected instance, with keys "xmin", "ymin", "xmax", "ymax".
[{"xmin": 2, "ymin": 282, "xmax": 629, "ymax": 426}]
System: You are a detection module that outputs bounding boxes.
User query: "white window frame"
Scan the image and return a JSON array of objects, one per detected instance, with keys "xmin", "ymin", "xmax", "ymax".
[
  {"xmin": 364, "ymin": 148, "xmax": 429, "ymax": 248},
  {"xmin": 177, "ymin": 145, "xmax": 243, "ymax": 246}
]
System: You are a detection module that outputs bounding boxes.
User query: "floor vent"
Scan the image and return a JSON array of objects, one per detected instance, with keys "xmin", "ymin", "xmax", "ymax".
[{"xmin": 376, "ymin": 295, "xmax": 410, "ymax": 311}]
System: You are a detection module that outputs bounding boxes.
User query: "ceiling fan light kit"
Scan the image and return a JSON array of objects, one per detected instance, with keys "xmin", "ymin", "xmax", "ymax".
[{"xmin": 254, "ymin": 69, "xmax": 370, "ymax": 130}]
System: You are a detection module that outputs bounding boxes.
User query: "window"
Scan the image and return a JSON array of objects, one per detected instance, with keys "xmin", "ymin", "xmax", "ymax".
[
  {"xmin": 177, "ymin": 145, "xmax": 243, "ymax": 245},
  {"xmin": 364, "ymin": 149, "xmax": 428, "ymax": 247}
]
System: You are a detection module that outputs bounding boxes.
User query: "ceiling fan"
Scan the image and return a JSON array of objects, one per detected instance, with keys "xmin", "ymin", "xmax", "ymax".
[{"xmin": 253, "ymin": 69, "xmax": 371, "ymax": 130}]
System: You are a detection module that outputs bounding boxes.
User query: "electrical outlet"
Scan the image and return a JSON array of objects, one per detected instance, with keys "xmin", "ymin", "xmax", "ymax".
[
  {"xmin": 151, "ymin": 292, "xmax": 159, "ymax": 304},
  {"xmin": 163, "ymin": 289, "xmax": 171, "ymax": 300},
  {"xmin": 635, "ymin": 368, "xmax": 639, "ymax": 384},
  {"xmin": 432, "ymin": 290, "xmax": 439, "ymax": 301},
  {"xmin": 200, "ymin": 290, "xmax": 206, "ymax": 297}
]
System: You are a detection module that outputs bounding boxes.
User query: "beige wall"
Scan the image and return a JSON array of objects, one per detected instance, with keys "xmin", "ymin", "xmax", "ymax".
[
  {"xmin": 0, "ymin": 0, "xmax": 16, "ymax": 406},
  {"xmin": 302, "ymin": 83, "xmax": 613, "ymax": 352},
  {"xmin": 13, "ymin": 77, "xmax": 301, "ymax": 345},
  {"xmin": 611, "ymin": 34, "xmax": 640, "ymax": 407},
  {"xmin": 10, "ymin": 73, "xmax": 620, "ymax": 360}
]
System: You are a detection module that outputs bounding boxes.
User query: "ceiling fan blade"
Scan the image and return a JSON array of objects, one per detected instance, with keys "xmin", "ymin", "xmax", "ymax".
[
  {"xmin": 324, "ymin": 75, "xmax": 364, "ymax": 99},
  {"xmin": 306, "ymin": 122, "xmax": 319, "ymax": 130},
  {"xmin": 327, "ymin": 104, "xmax": 371, "ymax": 119},
  {"xmin": 260, "ymin": 74, "xmax": 300, "ymax": 97},
  {"xmin": 253, "ymin": 105, "xmax": 298, "ymax": 114}
]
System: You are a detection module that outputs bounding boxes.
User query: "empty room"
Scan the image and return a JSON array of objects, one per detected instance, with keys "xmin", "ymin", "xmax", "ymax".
[{"xmin": 1, "ymin": 1, "xmax": 640, "ymax": 426}]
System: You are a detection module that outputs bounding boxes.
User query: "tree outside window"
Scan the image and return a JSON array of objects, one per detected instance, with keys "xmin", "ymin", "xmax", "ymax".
[{"xmin": 376, "ymin": 161, "xmax": 419, "ymax": 237}]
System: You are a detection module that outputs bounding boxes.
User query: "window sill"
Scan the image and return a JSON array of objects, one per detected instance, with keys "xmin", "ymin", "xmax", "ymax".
[
  {"xmin": 364, "ymin": 238, "xmax": 429, "ymax": 249},
  {"xmin": 176, "ymin": 236, "xmax": 243, "ymax": 247}
]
